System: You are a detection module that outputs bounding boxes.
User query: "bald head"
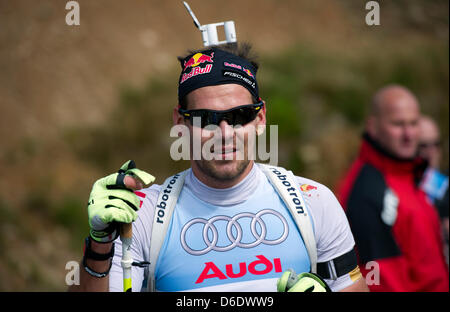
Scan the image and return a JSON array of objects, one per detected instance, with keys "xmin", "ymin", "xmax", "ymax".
[
  {"xmin": 419, "ymin": 116, "xmax": 440, "ymax": 142},
  {"xmin": 418, "ymin": 115, "xmax": 441, "ymax": 168},
  {"xmin": 366, "ymin": 85, "xmax": 421, "ymax": 159},
  {"xmin": 370, "ymin": 85, "xmax": 419, "ymax": 117}
]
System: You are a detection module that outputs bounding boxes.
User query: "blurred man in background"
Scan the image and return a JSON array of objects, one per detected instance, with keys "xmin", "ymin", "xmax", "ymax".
[
  {"xmin": 337, "ymin": 85, "xmax": 449, "ymax": 291},
  {"xmin": 418, "ymin": 115, "xmax": 449, "ymax": 205},
  {"xmin": 418, "ymin": 116, "xmax": 449, "ymax": 264}
]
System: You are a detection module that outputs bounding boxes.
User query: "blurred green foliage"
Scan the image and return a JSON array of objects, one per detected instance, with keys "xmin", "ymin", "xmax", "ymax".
[
  {"xmin": 53, "ymin": 196, "xmax": 89, "ymax": 250},
  {"xmin": 64, "ymin": 72, "xmax": 187, "ymax": 178}
]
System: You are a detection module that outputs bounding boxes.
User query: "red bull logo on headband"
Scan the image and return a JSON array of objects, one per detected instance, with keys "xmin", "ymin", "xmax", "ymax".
[
  {"xmin": 243, "ymin": 68, "xmax": 254, "ymax": 78},
  {"xmin": 224, "ymin": 62, "xmax": 254, "ymax": 78},
  {"xmin": 183, "ymin": 52, "xmax": 214, "ymax": 71},
  {"xmin": 180, "ymin": 52, "xmax": 214, "ymax": 84}
]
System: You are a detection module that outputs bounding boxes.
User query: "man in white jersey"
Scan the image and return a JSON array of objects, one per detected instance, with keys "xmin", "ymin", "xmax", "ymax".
[{"xmin": 68, "ymin": 43, "xmax": 368, "ymax": 292}]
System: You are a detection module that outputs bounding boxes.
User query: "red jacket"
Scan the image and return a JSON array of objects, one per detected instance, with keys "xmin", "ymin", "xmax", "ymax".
[{"xmin": 337, "ymin": 133, "xmax": 449, "ymax": 292}]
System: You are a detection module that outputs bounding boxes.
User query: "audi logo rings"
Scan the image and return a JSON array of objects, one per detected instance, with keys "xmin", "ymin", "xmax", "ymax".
[{"xmin": 180, "ymin": 209, "xmax": 289, "ymax": 255}]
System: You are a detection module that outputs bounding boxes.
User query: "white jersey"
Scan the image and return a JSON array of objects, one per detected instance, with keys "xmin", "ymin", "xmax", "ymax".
[{"xmin": 109, "ymin": 164, "xmax": 356, "ymax": 292}]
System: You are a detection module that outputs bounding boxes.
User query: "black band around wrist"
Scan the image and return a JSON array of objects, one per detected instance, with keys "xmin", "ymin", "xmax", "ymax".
[
  {"xmin": 82, "ymin": 255, "xmax": 113, "ymax": 278},
  {"xmin": 83, "ymin": 236, "xmax": 115, "ymax": 261},
  {"xmin": 82, "ymin": 237, "xmax": 115, "ymax": 278}
]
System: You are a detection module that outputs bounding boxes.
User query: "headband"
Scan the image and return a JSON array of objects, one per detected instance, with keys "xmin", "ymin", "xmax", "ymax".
[{"xmin": 178, "ymin": 47, "xmax": 259, "ymax": 103}]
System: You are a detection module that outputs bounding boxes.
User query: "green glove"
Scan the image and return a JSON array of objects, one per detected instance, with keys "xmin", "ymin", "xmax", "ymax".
[
  {"xmin": 277, "ymin": 269, "xmax": 332, "ymax": 292},
  {"xmin": 88, "ymin": 160, "xmax": 155, "ymax": 243}
]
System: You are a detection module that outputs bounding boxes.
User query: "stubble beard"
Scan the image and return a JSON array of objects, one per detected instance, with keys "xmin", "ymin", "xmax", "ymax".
[
  {"xmin": 194, "ymin": 158, "xmax": 250, "ymax": 182},
  {"xmin": 190, "ymin": 124, "xmax": 255, "ymax": 183}
]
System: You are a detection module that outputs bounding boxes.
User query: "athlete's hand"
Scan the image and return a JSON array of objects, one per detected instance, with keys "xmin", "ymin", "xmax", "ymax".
[
  {"xmin": 87, "ymin": 160, "xmax": 155, "ymax": 243},
  {"xmin": 277, "ymin": 269, "xmax": 331, "ymax": 292}
]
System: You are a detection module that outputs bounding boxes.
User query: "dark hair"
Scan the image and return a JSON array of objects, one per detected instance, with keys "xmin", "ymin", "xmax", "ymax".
[{"xmin": 178, "ymin": 42, "xmax": 260, "ymax": 109}]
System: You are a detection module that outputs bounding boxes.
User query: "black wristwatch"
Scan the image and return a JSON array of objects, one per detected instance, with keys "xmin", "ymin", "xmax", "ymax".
[{"xmin": 82, "ymin": 237, "xmax": 115, "ymax": 278}]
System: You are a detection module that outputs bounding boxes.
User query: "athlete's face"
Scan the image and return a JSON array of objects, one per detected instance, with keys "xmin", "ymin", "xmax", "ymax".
[
  {"xmin": 175, "ymin": 84, "xmax": 266, "ymax": 188},
  {"xmin": 368, "ymin": 91, "xmax": 420, "ymax": 159}
]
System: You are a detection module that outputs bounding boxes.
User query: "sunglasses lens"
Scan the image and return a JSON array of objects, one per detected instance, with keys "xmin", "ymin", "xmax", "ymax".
[
  {"xmin": 235, "ymin": 107, "xmax": 257, "ymax": 125},
  {"xmin": 188, "ymin": 111, "xmax": 211, "ymax": 128},
  {"xmin": 419, "ymin": 141, "xmax": 441, "ymax": 149},
  {"xmin": 210, "ymin": 108, "xmax": 256, "ymax": 127},
  {"xmin": 185, "ymin": 103, "xmax": 261, "ymax": 128}
]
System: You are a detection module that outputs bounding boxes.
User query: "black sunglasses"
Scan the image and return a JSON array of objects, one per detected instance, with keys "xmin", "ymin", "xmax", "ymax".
[
  {"xmin": 179, "ymin": 101, "xmax": 264, "ymax": 128},
  {"xmin": 418, "ymin": 140, "xmax": 441, "ymax": 149}
]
